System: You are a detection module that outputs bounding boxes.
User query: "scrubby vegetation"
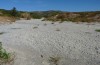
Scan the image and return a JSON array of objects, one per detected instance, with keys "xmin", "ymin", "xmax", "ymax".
[
  {"xmin": 44, "ymin": 23, "xmax": 47, "ymax": 26},
  {"xmin": 49, "ymin": 56, "xmax": 60, "ymax": 65},
  {"xmin": 21, "ymin": 12, "xmax": 31, "ymax": 20},
  {"xmin": 0, "ymin": 42, "xmax": 11, "ymax": 63},
  {"xmin": 56, "ymin": 28, "xmax": 60, "ymax": 31},
  {"xmin": 0, "ymin": 7, "xmax": 19, "ymax": 22},
  {"xmin": 0, "ymin": 7, "xmax": 100, "ymax": 22},
  {"xmin": 33, "ymin": 26, "xmax": 38, "ymax": 29},
  {"xmin": 44, "ymin": 11, "xmax": 100, "ymax": 22},
  {"xmin": 95, "ymin": 29, "xmax": 100, "ymax": 32},
  {"xmin": 10, "ymin": 7, "xmax": 19, "ymax": 17},
  {"xmin": 11, "ymin": 28, "xmax": 21, "ymax": 29},
  {"xmin": 0, "ymin": 32, "xmax": 5, "ymax": 35}
]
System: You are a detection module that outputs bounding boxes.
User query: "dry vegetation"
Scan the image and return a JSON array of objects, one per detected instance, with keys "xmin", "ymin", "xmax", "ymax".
[
  {"xmin": 20, "ymin": 13, "xmax": 31, "ymax": 20},
  {"xmin": 33, "ymin": 26, "xmax": 38, "ymax": 29},
  {"xmin": 0, "ymin": 42, "xmax": 15, "ymax": 65},
  {"xmin": 0, "ymin": 8, "xmax": 100, "ymax": 23},
  {"xmin": 44, "ymin": 11, "xmax": 100, "ymax": 22},
  {"xmin": 49, "ymin": 56, "xmax": 60, "ymax": 65}
]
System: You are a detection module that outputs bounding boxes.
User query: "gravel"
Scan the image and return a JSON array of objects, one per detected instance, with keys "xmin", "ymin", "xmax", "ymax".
[{"xmin": 0, "ymin": 19, "xmax": 100, "ymax": 65}]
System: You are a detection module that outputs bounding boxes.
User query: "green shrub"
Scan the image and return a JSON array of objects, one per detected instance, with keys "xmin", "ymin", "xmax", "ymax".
[
  {"xmin": 0, "ymin": 42, "xmax": 10, "ymax": 61},
  {"xmin": 30, "ymin": 12, "xmax": 42, "ymax": 19},
  {"xmin": 10, "ymin": 7, "xmax": 18, "ymax": 17},
  {"xmin": 56, "ymin": 28, "xmax": 60, "ymax": 31},
  {"xmin": 44, "ymin": 23, "xmax": 47, "ymax": 26},
  {"xmin": 95, "ymin": 29, "xmax": 100, "ymax": 32},
  {"xmin": 33, "ymin": 26, "xmax": 38, "ymax": 29},
  {"xmin": 0, "ymin": 32, "xmax": 5, "ymax": 35}
]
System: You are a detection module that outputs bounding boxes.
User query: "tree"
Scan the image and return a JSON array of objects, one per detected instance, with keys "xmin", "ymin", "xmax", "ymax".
[{"xmin": 10, "ymin": 7, "xmax": 18, "ymax": 17}]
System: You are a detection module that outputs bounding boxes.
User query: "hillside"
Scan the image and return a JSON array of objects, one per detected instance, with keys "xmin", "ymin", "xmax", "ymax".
[
  {"xmin": 0, "ymin": 8, "xmax": 100, "ymax": 22},
  {"xmin": 42, "ymin": 11, "xmax": 100, "ymax": 22}
]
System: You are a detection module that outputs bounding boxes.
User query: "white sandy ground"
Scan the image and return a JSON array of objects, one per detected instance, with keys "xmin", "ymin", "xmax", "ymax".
[{"xmin": 0, "ymin": 19, "xmax": 100, "ymax": 65}]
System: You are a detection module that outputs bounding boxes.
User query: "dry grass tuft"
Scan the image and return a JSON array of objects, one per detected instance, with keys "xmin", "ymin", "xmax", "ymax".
[
  {"xmin": 44, "ymin": 23, "xmax": 47, "ymax": 26},
  {"xmin": 49, "ymin": 56, "xmax": 60, "ymax": 65},
  {"xmin": 21, "ymin": 13, "xmax": 31, "ymax": 20},
  {"xmin": 56, "ymin": 28, "xmax": 60, "ymax": 31},
  {"xmin": 33, "ymin": 26, "xmax": 38, "ymax": 29}
]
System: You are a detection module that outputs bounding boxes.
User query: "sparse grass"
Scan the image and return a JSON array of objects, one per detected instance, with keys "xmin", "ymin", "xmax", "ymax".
[
  {"xmin": 44, "ymin": 23, "xmax": 47, "ymax": 26},
  {"xmin": 49, "ymin": 56, "xmax": 60, "ymax": 65},
  {"xmin": 42, "ymin": 19, "xmax": 45, "ymax": 21},
  {"xmin": 0, "ymin": 42, "xmax": 11, "ymax": 63},
  {"xmin": 95, "ymin": 29, "xmax": 100, "ymax": 32},
  {"xmin": 0, "ymin": 32, "xmax": 5, "ymax": 35},
  {"xmin": 51, "ymin": 22, "xmax": 54, "ymax": 24},
  {"xmin": 21, "ymin": 13, "xmax": 31, "ymax": 20},
  {"xmin": 33, "ymin": 26, "xmax": 38, "ymax": 29},
  {"xmin": 56, "ymin": 28, "xmax": 60, "ymax": 31},
  {"xmin": 11, "ymin": 28, "xmax": 21, "ymax": 29},
  {"xmin": 0, "ymin": 42, "xmax": 15, "ymax": 65},
  {"xmin": 59, "ymin": 21, "xmax": 64, "ymax": 23}
]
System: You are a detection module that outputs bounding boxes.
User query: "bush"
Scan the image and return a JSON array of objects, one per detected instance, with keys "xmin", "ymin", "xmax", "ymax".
[
  {"xmin": 0, "ymin": 32, "xmax": 5, "ymax": 35},
  {"xmin": 30, "ymin": 12, "xmax": 42, "ymax": 19},
  {"xmin": 95, "ymin": 29, "xmax": 100, "ymax": 32},
  {"xmin": 0, "ymin": 42, "xmax": 10, "ymax": 62},
  {"xmin": 56, "ymin": 28, "xmax": 60, "ymax": 31},
  {"xmin": 21, "ymin": 13, "xmax": 31, "ymax": 20},
  {"xmin": 33, "ymin": 26, "xmax": 38, "ymax": 29},
  {"xmin": 10, "ymin": 7, "xmax": 18, "ymax": 17}
]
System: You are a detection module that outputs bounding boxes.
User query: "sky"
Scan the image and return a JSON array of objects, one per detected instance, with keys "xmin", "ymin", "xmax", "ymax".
[{"xmin": 0, "ymin": 0, "xmax": 100, "ymax": 12}]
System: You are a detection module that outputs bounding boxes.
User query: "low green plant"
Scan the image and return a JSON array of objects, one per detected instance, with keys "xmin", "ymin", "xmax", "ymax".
[
  {"xmin": 51, "ymin": 22, "xmax": 54, "ymax": 24},
  {"xmin": 56, "ymin": 28, "xmax": 60, "ymax": 31},
  {"xmin": 0, "ymin": 42, "xmax": 10, "ymax": 62},
  {"xmin": 95, "ymin": 29, "xmax": 100, "ymax": 32},
  {"xmin": 0, "ymin": 32, "xmax": 5, "ymax": 35},
  {"xmin": 33, "ymin": 26, "xmax": 38, "ymax": 29},
  {"xmin": 44, "ymin": 23, "xmax": 47, "ymax": 26},
  {"xmin": 11, "ymin": 28, "xmax": 21, "ymax": 29}
]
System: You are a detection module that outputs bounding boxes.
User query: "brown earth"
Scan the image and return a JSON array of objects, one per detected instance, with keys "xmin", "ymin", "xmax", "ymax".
[{"xmin": 0, "ymin": 16, "xmax": 15, "ymax": 24}]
